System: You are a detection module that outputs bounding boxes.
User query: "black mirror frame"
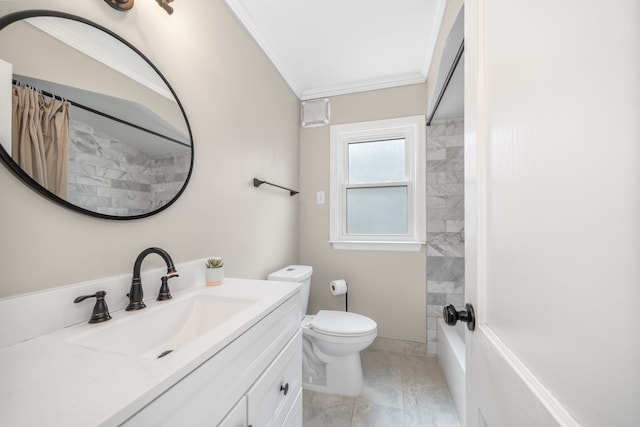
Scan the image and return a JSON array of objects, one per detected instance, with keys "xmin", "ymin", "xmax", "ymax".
[{"xmin": 0, "ymin": 9, "xmax": 194, "ymax": 220}]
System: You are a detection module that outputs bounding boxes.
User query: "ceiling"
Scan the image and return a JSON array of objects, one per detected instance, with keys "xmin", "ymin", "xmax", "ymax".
[{"xmin": 224, "ymin": 0, "xmax": 447, "ymax": 100}]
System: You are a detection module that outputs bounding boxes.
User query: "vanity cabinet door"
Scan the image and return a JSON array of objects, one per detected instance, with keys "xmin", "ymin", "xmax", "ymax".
[
  {"xmin": 247, "ymin": 331, "xmax": 302, "ymax": 427},
  {"xmin": 281, "ymin": 388, "xmax": 302, "ymax": 427},
  {"xmin": 218, "ymin": 396, "xmax": 247, "ymax": 427}
]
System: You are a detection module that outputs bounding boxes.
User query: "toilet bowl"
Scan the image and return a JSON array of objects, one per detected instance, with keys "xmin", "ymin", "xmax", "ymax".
[{"xmin": 267, "ymin": 265, "xmax": 377, "ymax": 396}]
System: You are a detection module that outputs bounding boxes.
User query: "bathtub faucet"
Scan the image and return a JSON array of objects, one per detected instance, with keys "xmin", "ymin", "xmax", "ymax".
[{"xmin": 126, "ymin": 247, "xmax": 179, "ymax": 311}]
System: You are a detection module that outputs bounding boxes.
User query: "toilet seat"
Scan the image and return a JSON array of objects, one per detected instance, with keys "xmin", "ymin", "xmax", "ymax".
[{"xmin": 308, "ymin": 310, "xmax": 377, "ymax": 337}]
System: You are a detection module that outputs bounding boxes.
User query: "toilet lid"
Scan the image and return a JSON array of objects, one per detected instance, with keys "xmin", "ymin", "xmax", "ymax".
[{"xmin": 310, "ymin": 310, "xmax": 377, "ymax": 336}]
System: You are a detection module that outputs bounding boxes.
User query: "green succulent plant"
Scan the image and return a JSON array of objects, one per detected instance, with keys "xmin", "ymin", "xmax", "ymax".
[{"xmin": 205, "ymin": 257, "xmax": 224, "ymax": 269}]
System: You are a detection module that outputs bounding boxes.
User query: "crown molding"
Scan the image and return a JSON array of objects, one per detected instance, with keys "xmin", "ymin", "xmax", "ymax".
[
  {"xmin": 300, "ymin": 73, "xmax": 426, "ymax": 101},
  {"xmin": 421, "ymin": 0, "xmax": 447, "ymax": 81}
]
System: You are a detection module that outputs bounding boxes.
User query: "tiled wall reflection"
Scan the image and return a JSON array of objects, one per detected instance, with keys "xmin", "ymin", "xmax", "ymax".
[
  {"xmin": 67, "ymin": 120, "xmax": 190, "ymax": 216},
  {"xmin": 426, "ymin": 117, "xmax": 465, "ymax": 355}
]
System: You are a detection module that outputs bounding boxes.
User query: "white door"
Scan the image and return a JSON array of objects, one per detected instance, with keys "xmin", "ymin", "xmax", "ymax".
[{"xmin": 464, "ymin": 1, "xmax": 640, "ymax": 426}]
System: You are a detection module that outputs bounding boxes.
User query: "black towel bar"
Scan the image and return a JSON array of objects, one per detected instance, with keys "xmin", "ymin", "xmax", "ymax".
[{"xmin": 253, "ymin": 178, "xmax": 299, "ymax": 196}]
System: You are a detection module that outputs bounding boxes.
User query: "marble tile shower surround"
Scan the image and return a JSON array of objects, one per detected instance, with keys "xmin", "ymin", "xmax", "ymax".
[
  {"xmin": 303, "ymin": 342, "xmax": 460, "ymax": 427},
  {"xmin": 67, "ymin": 120, "xmax": 190, "ymax": 216},
  {"xmin": 426, "ymin": 117, "xmax": 465, "ymax": 355}
]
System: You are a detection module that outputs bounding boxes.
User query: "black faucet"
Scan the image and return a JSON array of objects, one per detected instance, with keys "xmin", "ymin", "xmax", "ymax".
[{"xmin": 126, "ymin": 247, "xmax": 179, "ymax": 311}]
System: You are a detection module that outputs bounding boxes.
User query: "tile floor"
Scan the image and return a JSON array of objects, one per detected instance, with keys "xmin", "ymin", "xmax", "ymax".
[{"xmin": 302, "ymin": 346, "xmax": 460, "ymax": 427}]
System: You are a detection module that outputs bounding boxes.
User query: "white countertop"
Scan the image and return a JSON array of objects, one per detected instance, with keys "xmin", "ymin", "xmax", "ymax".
[{"xmin": 0, "ymin": 278, "xmax": 300, "ymax": 427}]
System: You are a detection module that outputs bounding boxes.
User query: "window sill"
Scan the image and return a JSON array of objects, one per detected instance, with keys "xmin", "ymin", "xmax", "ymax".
[{"xmin": 329, "ymin": 241, "xmax": 425, "ymax": 252}]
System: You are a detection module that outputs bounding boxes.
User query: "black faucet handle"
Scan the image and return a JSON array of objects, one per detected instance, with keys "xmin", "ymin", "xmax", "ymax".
[
  {"xmin": 157, "ymin": 274, "xmax": 177, "ymax": 301},
  {"xmin": 74, "ymin": 291, "xmax": 112, "ymax": 324}
]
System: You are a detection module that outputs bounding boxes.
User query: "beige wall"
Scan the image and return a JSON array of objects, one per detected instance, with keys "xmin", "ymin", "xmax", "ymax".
[
  {"xmin": 0, "ymin": 0, "xmax": 300, "ymax": 297},
  {"xmin": 299, "ymin": 83, "xmax": 428, "ymax": 343},
  {"xmin": 426, "ymin": 0, "xmax": 464, "ymax": 117}
]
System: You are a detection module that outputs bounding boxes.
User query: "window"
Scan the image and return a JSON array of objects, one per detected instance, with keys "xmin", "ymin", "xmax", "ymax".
[{"xmin": 329, "ymin": 116, "xmax": 426, "ymax": 251}]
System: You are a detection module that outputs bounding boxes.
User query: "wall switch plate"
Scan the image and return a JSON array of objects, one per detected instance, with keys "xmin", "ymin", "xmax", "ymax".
[{"xmin": 316, "ymin": 191, "xmax": 325, "ymax": 205}]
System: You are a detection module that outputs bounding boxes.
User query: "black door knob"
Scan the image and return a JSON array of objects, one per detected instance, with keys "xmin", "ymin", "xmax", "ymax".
[
  {"xmin": 280, "ymin": 382, "xmax": 289, "ymax": 396},
  {"xmin": 443, "ymin": 303, "xmax": 476, "ymax": 331}
]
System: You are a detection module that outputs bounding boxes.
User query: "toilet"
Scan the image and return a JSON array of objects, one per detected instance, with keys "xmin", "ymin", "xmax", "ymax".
[{"xmin": 267, "ymin": 265, "xmax": 377, "ymax": 396}]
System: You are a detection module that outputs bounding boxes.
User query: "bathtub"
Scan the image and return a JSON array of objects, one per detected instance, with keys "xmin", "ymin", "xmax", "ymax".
[{"xmin": 437, "ymin": 318, "xmax": 466, "ymax": 426}]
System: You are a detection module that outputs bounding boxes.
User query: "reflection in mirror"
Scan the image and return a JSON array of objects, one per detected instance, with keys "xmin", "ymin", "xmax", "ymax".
[{"xmin": 0, "ymin": 12, "xmax": 193, "ymax": 219}]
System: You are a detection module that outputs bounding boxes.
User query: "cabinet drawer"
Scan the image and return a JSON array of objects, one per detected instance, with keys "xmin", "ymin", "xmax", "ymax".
[{"xmin": 247, "ymin": 331, "xmax": 302, "ymax": 427}]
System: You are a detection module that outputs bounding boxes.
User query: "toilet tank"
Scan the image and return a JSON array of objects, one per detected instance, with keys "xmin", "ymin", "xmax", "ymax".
[{"xmin": 267, "ymin": 265, "xmax": 312, "ymax": 317}]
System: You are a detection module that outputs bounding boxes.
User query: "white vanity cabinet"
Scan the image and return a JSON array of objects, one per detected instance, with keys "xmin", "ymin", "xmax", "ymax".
[
  {"xmin": 122, "ymin": 294, "xmax": 302, "ymax": 427},
  {"xmin": 218, "ymin": 397, "xmax": 247, "ymax": 427}
]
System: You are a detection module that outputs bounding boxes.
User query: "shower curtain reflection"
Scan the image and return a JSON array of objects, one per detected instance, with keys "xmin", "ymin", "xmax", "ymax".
[{"xmin": 12, "ymin": 85, "xmax": 70, "ymax": 198}]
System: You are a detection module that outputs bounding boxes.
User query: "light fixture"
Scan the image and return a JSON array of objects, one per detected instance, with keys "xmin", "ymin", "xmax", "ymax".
[
  {"xmin": 103, "ymin": 0, "xmax": 175, "ymax": 15},
  {"xmin": 104, "ymin": 0, "xmax": 134, "ymax": 11},
  {"xmin": 156, "ymin": 0, "xmax": 174, "ymax": 15}
]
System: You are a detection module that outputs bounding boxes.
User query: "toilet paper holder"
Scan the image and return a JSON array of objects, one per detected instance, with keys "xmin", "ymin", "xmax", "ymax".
[{"xmin": 330, "ymin": 279, "xmax": 348, "ymax": 312}]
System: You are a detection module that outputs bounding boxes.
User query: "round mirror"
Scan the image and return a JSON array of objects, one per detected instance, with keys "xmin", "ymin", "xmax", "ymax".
[{"xmin": 0, "ymin": 11, "xmax": 193, "ymax": 219}]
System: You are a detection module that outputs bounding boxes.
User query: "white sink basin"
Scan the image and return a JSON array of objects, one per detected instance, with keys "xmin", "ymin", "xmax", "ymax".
[{"xmin": 68, "ymin": 294, "xmax": 258, "ymax": 359}]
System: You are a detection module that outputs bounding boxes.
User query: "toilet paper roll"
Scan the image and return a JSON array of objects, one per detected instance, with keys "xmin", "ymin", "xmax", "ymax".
[{"xmin": 329, "ymin": 279, "xmax": 348, "ymax": 296}]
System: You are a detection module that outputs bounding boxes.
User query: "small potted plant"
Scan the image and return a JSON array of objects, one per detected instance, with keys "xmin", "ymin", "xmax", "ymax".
[{"xmin": 205, "ymin": 257, "xmax": 224, "ymax": 286}]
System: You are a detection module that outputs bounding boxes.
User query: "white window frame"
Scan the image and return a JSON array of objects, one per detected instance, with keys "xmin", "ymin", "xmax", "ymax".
[{"xmin": 329, "ymin": 115, "xmax": 426, "ymax": 252}]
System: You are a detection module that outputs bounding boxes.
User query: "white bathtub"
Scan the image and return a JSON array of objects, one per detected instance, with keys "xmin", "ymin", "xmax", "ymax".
[{"xmin": 437, "ymin": 318, "xmax": 466, "ymax": 426}]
